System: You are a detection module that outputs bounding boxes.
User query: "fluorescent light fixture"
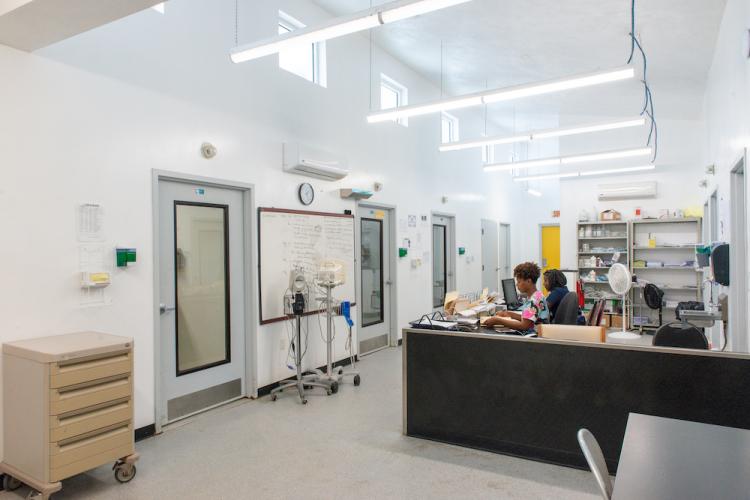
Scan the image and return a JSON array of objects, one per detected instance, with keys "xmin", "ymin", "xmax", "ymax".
[
  {"xmin": 484, "ymin": 158, "xmax": 560, "ymax": 173},
  {"xmin": 440, "ymin": 117, "xmax": 645, "ymax": 153},
  {"xmin": 527, "ymin": 189, "xmax": 543, "ymax": 197},
  {"xmin": 230, "ymin": 0, "xmax": 472, "ymax": 63},
  {"xmin": 578, "ymin": 165, "xmax": 656, "ymax": 176},
  {"xmin": 513, "ymin": 165, "xmax": 655, "ymax": 182},
  {"xmin": 151, "ymin": 3, "xmax": 165, "ymax": 13},
  {"xmin": 440, "ymin": 133, "xmax": 532, "ymax": 152},
  {"xmin": 368, "ymin": 66, "xmax": 635, "ymax": 123},
  {"xmin": 483, "ymin": 147, "xmax": 652, "ymax": 173},
  {"xmin": 533, "ymin": 118, "xmax": 646, "ymax": 140},
  {"xmin": 562, "ymin": 147, "xmax": 652, "ymax": 165},
  {"xmin": 482, "ymin": 67, "xmax": 634, "ymax": 104}
]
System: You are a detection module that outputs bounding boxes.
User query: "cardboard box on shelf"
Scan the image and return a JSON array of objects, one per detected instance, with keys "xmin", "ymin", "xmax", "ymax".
[{"xmin": 600, "ymin": 209, "xmax": 622, "ymax": 221}]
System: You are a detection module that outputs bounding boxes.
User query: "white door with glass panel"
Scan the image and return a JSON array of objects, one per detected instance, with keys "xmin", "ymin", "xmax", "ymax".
[
  {"xmin": 432, "ymin": 215, "xmax": 455, "ymax": 309},
  {"xmin": 359, "ymin": 208, "xmax": 391, "ymax": 355},
  {"xmin": 481, "ymin": 220, "xmax": 499, "ymax": 292},
  {"xmin": 158, "ymin": 180, "xmax": 246, "ymax": 424},
  {"xmin": 499, "ymin": 223, "xmax": 511, "ymax": 280}
]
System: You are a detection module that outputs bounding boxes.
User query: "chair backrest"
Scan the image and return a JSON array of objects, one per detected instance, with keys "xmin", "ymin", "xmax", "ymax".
[
  {"xmin": 653, "ymin": 323, "xmax": 709, "ymax": 350},
  {"xmin": 577, "ymin": 428, "xmax": 612, "ymax": 500},
  {"xmin": 554, "ymin": 292, "xmax": 580, "ymax": 325},
  {"xmin": 587, "ymin": 299, "xmax": 605, "ymax": 326}
]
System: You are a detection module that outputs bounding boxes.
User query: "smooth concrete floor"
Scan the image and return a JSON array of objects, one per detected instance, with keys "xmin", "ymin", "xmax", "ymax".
[{"xmin": 1, "ymin": 347, "xmax": 602, "ymax": 500}]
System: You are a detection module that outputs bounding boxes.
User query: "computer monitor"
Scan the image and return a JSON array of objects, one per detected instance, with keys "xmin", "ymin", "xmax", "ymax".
[{"xmin": 502, "ymin": 279, "xmax": 521, "ymax": 309}]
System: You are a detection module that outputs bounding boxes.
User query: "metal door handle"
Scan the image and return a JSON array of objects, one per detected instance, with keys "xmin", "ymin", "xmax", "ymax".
[
  {"xmin": 160, "ymin": 303, "xmax": 176, "ymax": 314},
  {"xmin": 385, "ymin": 280, "xmax": 393, "ymax": 286}
]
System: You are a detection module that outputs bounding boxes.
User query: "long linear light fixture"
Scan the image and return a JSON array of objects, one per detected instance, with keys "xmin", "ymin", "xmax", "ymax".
[
  {"xmin": 230, "ymin": 0, "xmax": 472, "ymax": 63},
  {"xmin": 513, "ymin": 165, "xmax": 656, "ymax": 182},
  {"xmin": 483, "ymin": 147, "xmax": 652, "ymax": 173},
  {"xmin": 439, "ymin": 117, "xmax": 646, "ymax": 153},
  {"xmin": 367, "ymin": 66, "xmax": 635, "ymax": 123}
]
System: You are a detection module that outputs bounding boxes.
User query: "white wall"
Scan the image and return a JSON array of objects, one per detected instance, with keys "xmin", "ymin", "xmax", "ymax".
[
  {"xmin": 701, "ymin": 0, "xmax": 750, "ymax": 349},
  {"xmin": 559, "ymin": 115, "xmax": 707, "ymax": 271},
  {"xmin": 0, "ymin": 0, "xmax": 552, "ymax": 456}
]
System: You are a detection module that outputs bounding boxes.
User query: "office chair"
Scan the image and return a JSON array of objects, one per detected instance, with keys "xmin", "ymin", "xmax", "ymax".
[
  {"xmin": 643, "ymin": 283, "xmax": 664, "ymax": 327},
  {"xmin": 553, "ymin": 292, "xmax": 580, "ymax": 325},
  {"xmin": 653, "ymin": 322, "xmax": 709, "ymax": 350},
  {"xmin": 577, "ymin": 429, "xmax": 613, "ymax": 500},
  {"xmin": 587, "ymin": 299, "xmax": 605, "ymax": 327}
]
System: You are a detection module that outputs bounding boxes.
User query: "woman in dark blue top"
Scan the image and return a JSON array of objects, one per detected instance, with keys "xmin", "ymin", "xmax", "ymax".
[{"xmin": 543, "ymin": 269, "xmax": 573, "ymax": 322}]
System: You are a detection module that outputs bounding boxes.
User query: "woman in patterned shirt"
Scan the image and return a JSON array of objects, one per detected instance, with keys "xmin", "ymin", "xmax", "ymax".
[{"xmin": 485, "ymin": 262, "xmax": 549, "ymax": 333}]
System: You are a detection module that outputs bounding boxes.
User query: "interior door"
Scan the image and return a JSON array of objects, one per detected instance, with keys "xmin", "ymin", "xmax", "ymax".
[
  {"xmin": 481, "ymin": 220, "xmax": 499, "ymax": 292},
  {"xmin": 432, "ymin": 214, "xmax": 456, "ymax": 308},
  {"xmin": 499, "ymin": 223, "xmax": 511, "ymax": 280},
  {"xmin": 358, "ymin": 207, "xmax": 391, "ymax": 355},
  {"xmin": 158, "ymin": 180, "xmax": 246, "ymax": 424},
  {"xmin": 540, "ymin": 225, "xmax": 561, "ymax": 292}
]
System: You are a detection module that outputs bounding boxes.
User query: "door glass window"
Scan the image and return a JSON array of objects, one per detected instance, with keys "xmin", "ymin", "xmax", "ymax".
[
  {"xmin": 361, "ymin": 218, "xmax": 384, "ymax": 327},
  {"xmin": 175, "ymin": 203, "xmax": 231, "ymax": 375},
  {"xmin": 433, "ymin": 224, "xmax": 447, "ymax": 308}
]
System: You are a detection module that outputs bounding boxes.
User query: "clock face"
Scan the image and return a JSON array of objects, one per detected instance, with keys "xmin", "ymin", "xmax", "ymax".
[{"xmin": 299, "ymin": 183, "xmax": 315, "ymax": 205}]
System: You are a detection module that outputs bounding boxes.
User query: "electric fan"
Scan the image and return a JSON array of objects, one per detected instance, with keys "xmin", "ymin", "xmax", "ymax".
[{"xmin": 607, "ymin": 263, "xmax": 639, "ymax": 340}]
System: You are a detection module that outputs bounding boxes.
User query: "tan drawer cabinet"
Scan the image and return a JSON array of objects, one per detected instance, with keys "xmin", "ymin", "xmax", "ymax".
[{"xmin": 1, "ymin": 332, "xmax": 139, "ymax": 500}]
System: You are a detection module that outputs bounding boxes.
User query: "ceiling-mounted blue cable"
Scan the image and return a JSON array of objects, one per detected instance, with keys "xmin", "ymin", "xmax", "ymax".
[
  {"xmin": 625, "ymin": 0, "xmax": 657, "ymax": 162},
  {"xmin": 627, "ymin": 0, "xmax": 636, "ymax": 64}
]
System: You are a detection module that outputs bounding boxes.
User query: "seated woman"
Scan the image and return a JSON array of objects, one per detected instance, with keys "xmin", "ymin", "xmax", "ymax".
[
  {"xmin": 544, "ymin": 269, "xmax": 586, "ymax": 325},
  {"xmin": 485, "ymin": 262, "xmax": 549, "ymax": 333},
  {"xmin": 544, "ymin": 269, "xmax": 570, "ymax": 322}
]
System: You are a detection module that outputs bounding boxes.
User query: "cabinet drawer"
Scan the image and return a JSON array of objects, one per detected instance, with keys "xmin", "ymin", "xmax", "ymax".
[
  {"xmin": 51, "ymin": 351, "xmax": 131, "ymax": 388},
  {"xmin": 50, "ymin": 398, "xmax": 132, "ymax": 442},
  {"xmin": 49, "ymin": 375, "xmax": 132, "ymax": 415},
  {"xmin": 49, "ymin": 424, "xmax": 133, "ymax": 481}
]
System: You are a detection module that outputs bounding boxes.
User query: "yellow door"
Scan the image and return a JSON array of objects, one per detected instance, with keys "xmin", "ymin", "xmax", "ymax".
[{"xmin": 541, "ymin": 225, "xmax": 560, "ymax": 293}]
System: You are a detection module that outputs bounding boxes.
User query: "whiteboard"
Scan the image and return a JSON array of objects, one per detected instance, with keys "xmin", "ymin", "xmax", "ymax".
[{"xmin": 258, "ymin": 208, "xmax": 356, "ymax": 324}]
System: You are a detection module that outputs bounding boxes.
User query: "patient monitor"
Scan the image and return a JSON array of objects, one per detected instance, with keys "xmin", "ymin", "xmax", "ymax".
[{"xmin": 316, "ymin": 259, "xmax": 346, "ymax": 287}]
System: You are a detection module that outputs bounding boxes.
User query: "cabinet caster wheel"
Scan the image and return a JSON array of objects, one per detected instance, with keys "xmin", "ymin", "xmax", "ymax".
[
  {"xmin": 326, "ymin": 390, "xmax": 332, "ymax": 396},
  {"xmin": 302, "ymin": 399, "xmax": 308, "ymax": 405},
  {"xmin": 3, "ymin": 475, "xmax": 22, "ymax": 491},
  {"xmin": 330, "ymin": 381, "xmax": 339, "ymax": 394},
  {"xmin": 114, "ymin": 463, "xmax": 137, "ymax": 483},
  {"xmin": 354, "ymin": 374, "xmax": 361, "ymax": 386},
  {"xmin": 271, "ymin": 394, "xmax": 278, "ymax": 401},
  {"xmin": 26, "ymin": 491, "xmax": 42, "ymax": 500}
]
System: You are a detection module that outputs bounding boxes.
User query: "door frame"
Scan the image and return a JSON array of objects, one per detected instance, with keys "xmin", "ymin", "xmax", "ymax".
[
  {"xmin": 480, "ymin": 219, "xmax": 500, "ymax": 292},
  {"xmin": 498, "ymin": 222, "xmax": 512, "ymax": 281},
  {"xmin": 151, "ymin": 170, "xmax": 257, "ymax": 432},
  {"xmin": 539, "ymin": 223, "xmax": 561, "ymax": 268},
  {"xmin": 431, "ymin": 212, "xmax": 456, "ymax": 309},
  {"xmin": 729, "ymin": 149, "xmax": 748, "ymax": 352},
  {"xmin": 355, "ymin": 202, "xmax": 399, "ymax": 349}
]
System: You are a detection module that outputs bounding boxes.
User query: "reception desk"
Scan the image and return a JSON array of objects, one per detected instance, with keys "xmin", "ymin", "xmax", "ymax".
[{"xmin": 402, "ymin": 328, "xmax": 750, "ymax": 471}]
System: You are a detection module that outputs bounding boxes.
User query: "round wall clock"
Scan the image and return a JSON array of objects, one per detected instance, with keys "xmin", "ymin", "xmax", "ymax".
[{"xmin": 298, "ymin": 182, "xmax": 315, "ymax": 206}]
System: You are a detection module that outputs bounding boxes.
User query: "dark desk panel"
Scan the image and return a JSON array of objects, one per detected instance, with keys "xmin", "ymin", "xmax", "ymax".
[{"xmin": 403, "ymin": 329, "xmax": 750, "ymax": 471}]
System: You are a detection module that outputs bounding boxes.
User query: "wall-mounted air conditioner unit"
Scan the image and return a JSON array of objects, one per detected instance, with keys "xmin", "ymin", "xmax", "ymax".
[
  {"xmin": 282, "ymin": 143, "xmax": 349, "ymax": 181},
  {"xmin": 598, "ymin": 181, "xmax": 657, "ymax": 201}
]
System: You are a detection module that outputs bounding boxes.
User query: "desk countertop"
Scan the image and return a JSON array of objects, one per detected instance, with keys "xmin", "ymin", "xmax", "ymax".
[
  {"xmin": 613, "ymin": 413, "xmax": 750, "ymax": 500},
  {"xmin": 401, "ymin": 327, "xmax": 748, "ymax": 359}
]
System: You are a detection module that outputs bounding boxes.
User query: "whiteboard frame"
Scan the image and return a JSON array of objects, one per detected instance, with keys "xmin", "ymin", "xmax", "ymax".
[{"xmin": 257, "ymin": 207, "xmax": 356, "ymax": 325}]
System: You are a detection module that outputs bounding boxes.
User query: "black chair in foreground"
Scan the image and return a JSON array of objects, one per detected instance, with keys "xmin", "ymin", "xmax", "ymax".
[{"xmin": 653, "ymin": 322, "xmax": 709, "ymax": 350}]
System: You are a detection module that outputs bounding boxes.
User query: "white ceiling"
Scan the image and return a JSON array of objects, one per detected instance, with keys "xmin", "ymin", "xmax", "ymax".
[
  {"xmin": 313, "ymin": 0, "xmax": 727, "ymax": 123},
  {"xmin": 0, "ymin": 0, "xmax": 163, "ymax": 51}
]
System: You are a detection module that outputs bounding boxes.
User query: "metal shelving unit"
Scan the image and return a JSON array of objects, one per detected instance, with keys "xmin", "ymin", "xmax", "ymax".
[
  {"xmin": 577, "ymin": 220, "xmax": 630, "ymax": 322},
  {"xmin": 630, "ymin": 218, "xmax": 703, "ymax": 332}
]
